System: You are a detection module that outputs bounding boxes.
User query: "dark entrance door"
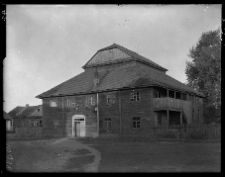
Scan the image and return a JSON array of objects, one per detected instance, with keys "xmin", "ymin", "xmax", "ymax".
[{"xmin": 75, "ymin": 122, "xmax": 80, "ymax": 137}]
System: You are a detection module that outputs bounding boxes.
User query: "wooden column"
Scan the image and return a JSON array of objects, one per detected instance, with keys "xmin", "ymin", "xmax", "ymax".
[
  {"xmin": 167, "ymin": 89, "xmax": 169, "ymax": 97},
  {"xmin": 180, "ymin": 111, "xmax": 183, "ymax": 125},
  {"xmin": 174, "ymin": 92, "xmax": 176, "ymax": 99},
  {"xmin": 119, "ymin": 90, "xmax": 122, "ymax": 136},
  {"xmin": 167, "ymin": 109, "xmax": 169, "ymax": 127},
  {"xmin": 97, "ymin": 93, "xmax": 99, "ymax": 136}
]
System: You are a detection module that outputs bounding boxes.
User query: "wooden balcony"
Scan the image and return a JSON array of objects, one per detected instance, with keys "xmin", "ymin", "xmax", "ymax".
[{"xmin": 153, "ymin": 97, "xmax": 191, "ymax": 111}]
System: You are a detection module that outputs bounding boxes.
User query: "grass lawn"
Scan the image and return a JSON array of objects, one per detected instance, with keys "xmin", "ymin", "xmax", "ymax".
[
  {"xmin": 6, "ymin": 138, "xmax": 221, "ymax": 172},
  {"xmin": 79, "ymin": 139, "xmax": 221, "ymax": 172}
]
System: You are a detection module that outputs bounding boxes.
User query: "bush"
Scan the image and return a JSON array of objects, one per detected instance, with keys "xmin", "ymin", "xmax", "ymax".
[
  {"xmin": 184, "ymin": 124, "xmax": 221, "ymax": 140},
  {"xmin": 185, "ymin": 129, "xmax": 207, "ymax": 140},
  {"xmin": 156, "ymin": 129, "xmax": 178, "ymax": 139}
]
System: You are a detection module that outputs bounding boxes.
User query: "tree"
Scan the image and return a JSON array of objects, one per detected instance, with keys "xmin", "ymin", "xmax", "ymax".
[{"xmin": 185, "ymin": 28, "xmax": 221, "ymax": 122}]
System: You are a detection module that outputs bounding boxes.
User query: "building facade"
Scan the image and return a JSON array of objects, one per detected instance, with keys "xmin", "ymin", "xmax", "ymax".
[
  {"xmin": 36, "ymin": 43, "xmax": 204, "ymax": 138},
  {"xmin": 4, "ymin": 111, "xmax": 14, "ymax": 132},
  {"xmin": 8, "ymin": 105, "xmax": 43, "ymax": 128}
]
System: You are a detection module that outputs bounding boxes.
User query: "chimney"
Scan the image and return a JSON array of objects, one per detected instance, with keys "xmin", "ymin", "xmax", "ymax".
[{"xmin": 26, "ymin": 104, "xmax": 29, "ymax": 107}]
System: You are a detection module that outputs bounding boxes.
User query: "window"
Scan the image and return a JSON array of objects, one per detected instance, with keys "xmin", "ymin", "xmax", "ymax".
[
  {"xmin": 130, "ymin": 92, "xmax": 140, "ymax": 101},
  {"xmin": 104, "ymin": 118, "xmax": 112, "ymax": 131},
  {"xmin": 182, "ymin": 93, "xmax": 187, "ymax": 101},
  {"xmin": 40, "ymin": 120, "xmax": 42, "ymax": 127},
  {"xmin": 158, "ymin": 115, "xmax": 162, "ymax": 125},
  {"xmin": 50, "ymin": 100, "xmax": 57, "ymax": 107},
  {"xmin": 54, "ymin": 120, "xmax": 59, "ymax": 128},
  {"xmin": 107, "ymin": 94, "xmax": 115, "ymax": 104},
  {"xmin": 153, "ymin": 90, "xmax": 160, "ymax": 98},
  {"xmin": 99, "ymin": 120, "xmax": 103, "ymax": 128},
  {"xmin": 132, "ymin": 117, "xmax": 140, "ymax": 129},
  {"xmin": 169, "ymin": 90, "xmax": 174, "ymax": 98},
  {"xmin": 67, "ymin": 99, "xmax": 76, "ymax": 108},
  {"xmin": 176, "ymin": 92, "xmax": 181, "ymax": 99},
  {"xmin": 87, "ymin": 96, "xmax": 95, "ymax": 106}
]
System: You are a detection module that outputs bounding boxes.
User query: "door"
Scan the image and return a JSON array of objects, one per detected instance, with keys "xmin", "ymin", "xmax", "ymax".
[
  {"xmin": 75, "ymin": 122, "xmax": 80, "ymax": 137},
  {"xmin": 105, "ymin": 118, "xmax": 111, "ymax": 132},
  {"xmin": 72, "ymin": 115, "xmax": 86, "ymax": 137}
]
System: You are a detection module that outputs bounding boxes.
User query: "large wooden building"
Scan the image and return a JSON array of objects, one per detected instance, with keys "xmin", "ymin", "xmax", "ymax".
[{"xmin": 36, "ymin": 43, "xmax": 204, "ymax": 138}]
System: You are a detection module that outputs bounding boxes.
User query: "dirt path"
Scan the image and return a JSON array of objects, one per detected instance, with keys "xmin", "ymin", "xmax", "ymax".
[
  {"xmin": 50, "ymin": 137, "xmax": 101, "ymax": 172},
  {"xmin": 8, "ymin": 138, "xmax": 101, "ymax": 172}
]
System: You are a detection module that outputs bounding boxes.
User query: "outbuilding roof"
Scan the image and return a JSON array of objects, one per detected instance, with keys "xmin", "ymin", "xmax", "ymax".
[{"xmin": 8, "ymin": 105, "xmax": 42, "ymax": 119}]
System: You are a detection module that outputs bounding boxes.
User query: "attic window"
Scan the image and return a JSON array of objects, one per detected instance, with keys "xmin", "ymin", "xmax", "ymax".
[
  {"xmin": 130, "ymin": 92, "xmax": 140, "ymax": 102},
  {"xmin": 50, "ymin": 101, "xmax": 57, "ymax": 107},
  {"xmin": 107, "ymin": 94, "xmax": 115, "ymax": 104}
]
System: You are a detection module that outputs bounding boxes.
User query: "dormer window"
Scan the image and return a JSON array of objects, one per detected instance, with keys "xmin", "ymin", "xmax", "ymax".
[{"xmin": 130, "ymin": 92, "xmax": 140, "ymax": 102}]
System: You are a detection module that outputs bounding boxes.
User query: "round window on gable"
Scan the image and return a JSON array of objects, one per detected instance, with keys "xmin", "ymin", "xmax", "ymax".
[{"xmin": 50, "ymin": 100, "xmax": 57, "ymax": 107}]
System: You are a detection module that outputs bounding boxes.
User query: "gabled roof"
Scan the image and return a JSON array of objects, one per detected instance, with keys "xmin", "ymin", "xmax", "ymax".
[
  {"xmin": 8, "ymin": 106, "xmax": 26, "ymax": 118},
  {"xmin": 83, "ymin": 43, "xmax": 168, "ymax": 72},
  {"xmin": 8, "ymin": 105, "xmax": 42, "ymax": 119},
  {"xmin": 36, "ymin": 61, "xmax": 203, "ymax": 98},
  {"xmin": 21, "ymin": 106, "xmax": 42, "ymax": 118},
  {"xmin": 3, "ymin": 111, "xmax": 12, "ymax": 120}
]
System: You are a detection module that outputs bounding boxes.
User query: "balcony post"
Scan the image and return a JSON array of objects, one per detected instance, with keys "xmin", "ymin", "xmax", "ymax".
[
  {"xmin": 180, "ymin": 111, "xmax": 183, "ymax": 125},
  {"xmin": 167, "ymin": 109, "xmax": 169, "ymax": 127}
]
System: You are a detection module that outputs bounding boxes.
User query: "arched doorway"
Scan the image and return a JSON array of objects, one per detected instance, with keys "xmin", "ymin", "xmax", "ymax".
[{"xmin": 72, "ymin": 115, "xmax": 86, "ymax": 137}]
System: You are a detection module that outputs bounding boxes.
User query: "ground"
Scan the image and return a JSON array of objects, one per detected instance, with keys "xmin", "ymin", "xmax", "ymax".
[{"xmin": 6, "ymin": 138, "xmax": 221, "ymax": 172}]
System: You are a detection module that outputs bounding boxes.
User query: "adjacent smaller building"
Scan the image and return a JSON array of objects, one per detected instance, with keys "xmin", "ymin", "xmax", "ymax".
[
  {"xmin": 8, "ymin": 104, "xmax": 43, "ymax": 128},
  {"xmin": 4, "ymin": 111, "xmax": 13, "ymax": 132}
]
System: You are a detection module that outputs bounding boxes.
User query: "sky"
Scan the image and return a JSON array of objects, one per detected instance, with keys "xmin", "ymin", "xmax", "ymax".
[{"xmin": 4, "ymin": 4, "xmax": 221, "ymax": 112}]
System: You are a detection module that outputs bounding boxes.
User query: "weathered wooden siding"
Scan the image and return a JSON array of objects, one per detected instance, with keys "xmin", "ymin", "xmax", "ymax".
[
  {"xmin": 98, "ymin": 91, "xmax": 120, "ymax": 135},
  {"xmin": 42, "ymin": 94, "xmax": 98, "ymax": 138},
  {"xmin": 87, "ymin": 48, "xmax": 130, "ymax": 66},
  {"xmin": 137, "ymin": 62, "xmax": 166, "ymax": 73},
  {"xmin": 120, "ymin": 88, "xmax": 155, "ymax": 138},
  {"xmin": 41, "ymin": 87, "xmax": 202, "ymax": 138}
]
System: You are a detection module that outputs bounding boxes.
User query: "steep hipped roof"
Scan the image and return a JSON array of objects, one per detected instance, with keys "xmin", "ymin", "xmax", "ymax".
[
  {"xmin": 83, "ymin": 43, "xmax": 168, "ymax": 72},
  {"xmin": 36, "ymin": 61, "xmax": 203, "ymax": 98}
]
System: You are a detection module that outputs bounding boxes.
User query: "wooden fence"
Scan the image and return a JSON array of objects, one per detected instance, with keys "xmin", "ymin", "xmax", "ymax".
[
  {"xmin": 11, "ymin": 127, "xmax": 43, "ymax": 139},
  {"xmin": 152, "ymin": 124, "xmax": 221, "ymax": 140}
]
